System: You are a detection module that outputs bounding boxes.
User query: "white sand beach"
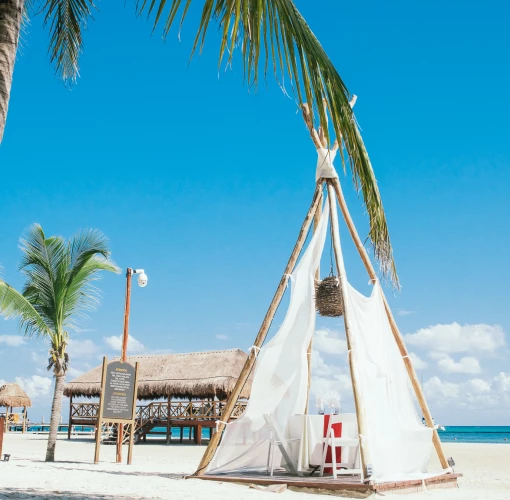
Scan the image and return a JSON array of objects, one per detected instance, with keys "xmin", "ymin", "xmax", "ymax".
[{"xmin": 0, "ymin": 434, "xmax": 508, "ymax": 499}]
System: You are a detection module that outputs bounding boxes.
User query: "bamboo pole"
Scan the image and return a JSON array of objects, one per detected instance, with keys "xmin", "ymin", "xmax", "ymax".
[
  {"xmin": 302, "ymin": 101, "xmax": 326, "ymax": 415},
  {"xmin": 330, "ymin": 177, "xmax": 449, "ymax": 469},
  {"xmin": 326, "ymin": 182, "xmax": 370, "ymax": 477},
  {"xmin": 194, "ymin": 182, "xmax": 324, "ymax": 476},
  {"xmin": 302, "ymin": 103, "xmax": 323, "ymax": 149},
  {"xmin": 304, "ymin": 188, "xmax": 323, "ymax": 414}
]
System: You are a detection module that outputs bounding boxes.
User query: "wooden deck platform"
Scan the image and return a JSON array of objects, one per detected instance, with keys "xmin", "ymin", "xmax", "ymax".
[{"xmin": 193, "ymin": 471, "xmax": 461, "ymax": 497}]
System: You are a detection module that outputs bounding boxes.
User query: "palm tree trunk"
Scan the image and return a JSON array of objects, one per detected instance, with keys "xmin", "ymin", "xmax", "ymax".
[
  {"xmin": 45, "ymin": 373, "xmax": 65, "ymax": 462},
  {"xmin": 0, "ymin": 0, "xmax": 24, "ymax": 143}
]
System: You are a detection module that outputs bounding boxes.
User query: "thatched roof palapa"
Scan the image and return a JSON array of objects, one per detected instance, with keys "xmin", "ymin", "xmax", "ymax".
[
  {"xmin": 0, "ymin": 383, "xmax": 32, "ymax": 408},
  {"xmin": 64, "ymin": 349, "xmax": 252, "ymax": 400}
]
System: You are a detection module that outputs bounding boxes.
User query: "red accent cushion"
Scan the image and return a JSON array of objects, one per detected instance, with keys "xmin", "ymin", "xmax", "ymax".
[{"xmin": 322, "ymin": 415, "xmax": 342, "ymax": 474}]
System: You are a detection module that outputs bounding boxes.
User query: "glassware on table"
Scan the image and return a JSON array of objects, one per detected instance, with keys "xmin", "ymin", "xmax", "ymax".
[
  {"xmin": 316, "ymin": 397, "xmax": 325, "ymax": 415},
  {"xmin": 329, "ymin": 397, "xmax": 340, "ymax": 415}
]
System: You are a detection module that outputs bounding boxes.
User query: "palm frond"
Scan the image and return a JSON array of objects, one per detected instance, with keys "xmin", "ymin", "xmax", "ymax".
[
  {"xmin": 62, "ymin": 256, "xmax": 119, "ymax": 329},
  {"xmin": 18, "ymin": 224, "xmax": 119, "ymax": 333},
  {"xmin": 42, "ymin": 0, "xmax": 96, "ymax": 83},
  {"xmin": 0, "ymin": 280, "xmax": 50, "ymax": 338},
  {"xmin": 68, "ymin": 228, "xmax": 114, "ymax": 276},
  {"xmin": 136, "ymin": 0, "xmax": 398, "ymax": 285},
  {"xmin": 19, "ymin": 224, "xmax": 67, "ymax": 331},
  {"xmin": 62, "ymin": 230, "xmax": 120, "ymax": 328}
]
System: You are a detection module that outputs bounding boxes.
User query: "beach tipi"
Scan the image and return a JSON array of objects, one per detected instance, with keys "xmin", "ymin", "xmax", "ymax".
[{"xmin": 193, "ymin": 102, "xmax": 454, "ymax": 486}]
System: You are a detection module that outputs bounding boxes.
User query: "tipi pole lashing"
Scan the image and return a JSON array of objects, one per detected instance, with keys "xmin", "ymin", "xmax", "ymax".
[
  {"xmin": 326, "ymin": 181, "xmax": 370, "ymax": 478},
  {"xmin": 330, "ymin": 177, "xmax": 449, "ymax": 470},
  {"xmin": 194, "ymin": 181, "xmax": 324, "ymax": 476}
]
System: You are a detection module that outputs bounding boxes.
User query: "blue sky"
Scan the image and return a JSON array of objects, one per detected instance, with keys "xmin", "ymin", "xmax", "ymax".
[{"xmin": 0, "ymin": 0, "xmax": 509, "ymax": 425}]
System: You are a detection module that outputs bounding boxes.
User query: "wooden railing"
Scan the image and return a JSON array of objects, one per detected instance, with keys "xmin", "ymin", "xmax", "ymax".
[
  {"xmin": 70, "ymin": 400, "xmax": 248, "ymax": 423},
  {"xmin": 70, "ymin": 403, "xmax": 98, "ymax": 419}
]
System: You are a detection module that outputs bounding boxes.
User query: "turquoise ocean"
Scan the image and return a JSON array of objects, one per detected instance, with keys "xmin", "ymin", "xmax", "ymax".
[{"xmin": 438, "ymin": 426, "xmax": 510, "ymax": 443}]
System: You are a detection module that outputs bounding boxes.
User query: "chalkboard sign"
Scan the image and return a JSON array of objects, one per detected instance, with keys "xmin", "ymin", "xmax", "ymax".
[{"xmin": 102, "ymin": 361, "xmax": 136, "ymax": 420}]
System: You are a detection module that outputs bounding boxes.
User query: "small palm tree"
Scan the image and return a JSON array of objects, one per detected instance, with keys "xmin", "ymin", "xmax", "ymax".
[{"xmin": 0, "ymin": 224, "xmax": 119, "ymax": 461}]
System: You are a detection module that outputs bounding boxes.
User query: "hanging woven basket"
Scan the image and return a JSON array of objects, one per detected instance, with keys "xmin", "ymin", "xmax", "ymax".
[{"xmin": 315, "ymin": 276, "xmax": 344, "ymax": 317}]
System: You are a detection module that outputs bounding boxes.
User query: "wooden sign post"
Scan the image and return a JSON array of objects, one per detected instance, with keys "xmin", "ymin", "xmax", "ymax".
[{"xmin": 94, "ymin": 356, "xmax": 139, "ymax": 465}]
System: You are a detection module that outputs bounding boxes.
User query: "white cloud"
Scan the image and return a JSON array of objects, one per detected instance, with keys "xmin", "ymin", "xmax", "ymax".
[
  {"xmin": 310, "ymin": 373, "xmax": 353, "ymax": 409},
  {"xmin": 308, "ymin": 330, "xmax": 351, "ymax": 408},
  {"xmin": 311, "ymin": 351, "xmax": 339, "ymax": 377},
  {"xmin": 464, "ymin": 378, "xmax": 491, "ymax": 394},
  {"xmin": 67, "ymin": 339, "xmax": 100, "ymax": 358},
  {"xmin": 405, "ymin": 323, "xmax": 505, "ymax": 354},
  {"xmin": 309, "ymin": 348, "xmax": 354, "ymax": 411},
  {"xmin": 215, "ymin": 334, "xmax": 228, "ymax": 340},
  {"xmin": 29, "ymin": 351, "xmax": 50, "ymax": 375},
  {"xmin": 409, "ymin": 352, "xmax": 428, "ymax": 370},
  {"xmin": 397, "ymin": 310, "xmax": 415, "ymax": 316},
  {"xmin": 0, "ymin": 335, "xmax": 26, "ymax": 347},
  {"xmin": 103, "ymin": 335, "xmax": 145, "ymax": 353},
  {"xmin": 493, "ymin": 372, "xmax": 510, "ymax": 393},
  {"xmin": 424, "ymin": 373, "xmax": 510, "ymax": 411},
  {"xmin": 314, "ymin": 328, "xmax": 347, "ymax": 355},
  {"xmin": 432, "ymin": 353, "xmax": 482, "ymax": 374},
  {"xmin": 15, "ymin": 375, "xmax": 53, "ymax": 399},
  {"xmin": 67, "ymin": 367, "xmax": 84, "ymax": 379},
  {"xmin": 424, "ymin": 376, "xmax": 460, "ymax": 400}
]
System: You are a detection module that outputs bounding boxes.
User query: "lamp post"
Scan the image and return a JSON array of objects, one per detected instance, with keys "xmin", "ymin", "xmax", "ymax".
[{"xmin": 116, "ymin": 268, "xmax": 148, "ymax": 463}]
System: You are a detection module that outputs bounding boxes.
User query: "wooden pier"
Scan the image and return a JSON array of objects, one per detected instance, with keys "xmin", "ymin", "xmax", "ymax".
[{"xmin": 68, "ymin": 400, "xmax": 247, "ymax": 444}]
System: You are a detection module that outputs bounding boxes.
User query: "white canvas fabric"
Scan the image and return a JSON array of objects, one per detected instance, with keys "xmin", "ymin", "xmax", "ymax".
[
  {"xmin": 316, "ymin": 148, "xmax": 338, "ymax": 181},
  {"xmin": 326, "ymin": 186, "xmax": 442, "ymax": 482},
  {"xmin": 345, "ymin": 282, "xmax": 441, "ymax": 482},
  {"xmin": 206, "ymin": 200, "xmax": 330, "ymax": 474}
]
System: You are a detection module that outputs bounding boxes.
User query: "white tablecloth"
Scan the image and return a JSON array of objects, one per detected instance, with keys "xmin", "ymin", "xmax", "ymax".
[
  {"xmin": 287, "ymin": 415, "xmax": 325, "ymax": 471},
  {"xmin": 286, "ymin": 414, "xmax": 359, "ymax": 472}
]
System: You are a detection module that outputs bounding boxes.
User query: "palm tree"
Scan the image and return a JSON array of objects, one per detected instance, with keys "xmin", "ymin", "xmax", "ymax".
[
  {"xmin": 0, "ymin": 1, "xmax": 396, "ymax": 280},
  {"xmin": 0, "ymin": 224, "xmax": 119, "ymax": 461}
]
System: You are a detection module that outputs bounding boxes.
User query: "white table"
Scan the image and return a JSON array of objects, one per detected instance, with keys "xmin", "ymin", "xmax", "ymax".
[{"xmin": 286, "ymin": 414, "xmax": 359, "ymax": 473}]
